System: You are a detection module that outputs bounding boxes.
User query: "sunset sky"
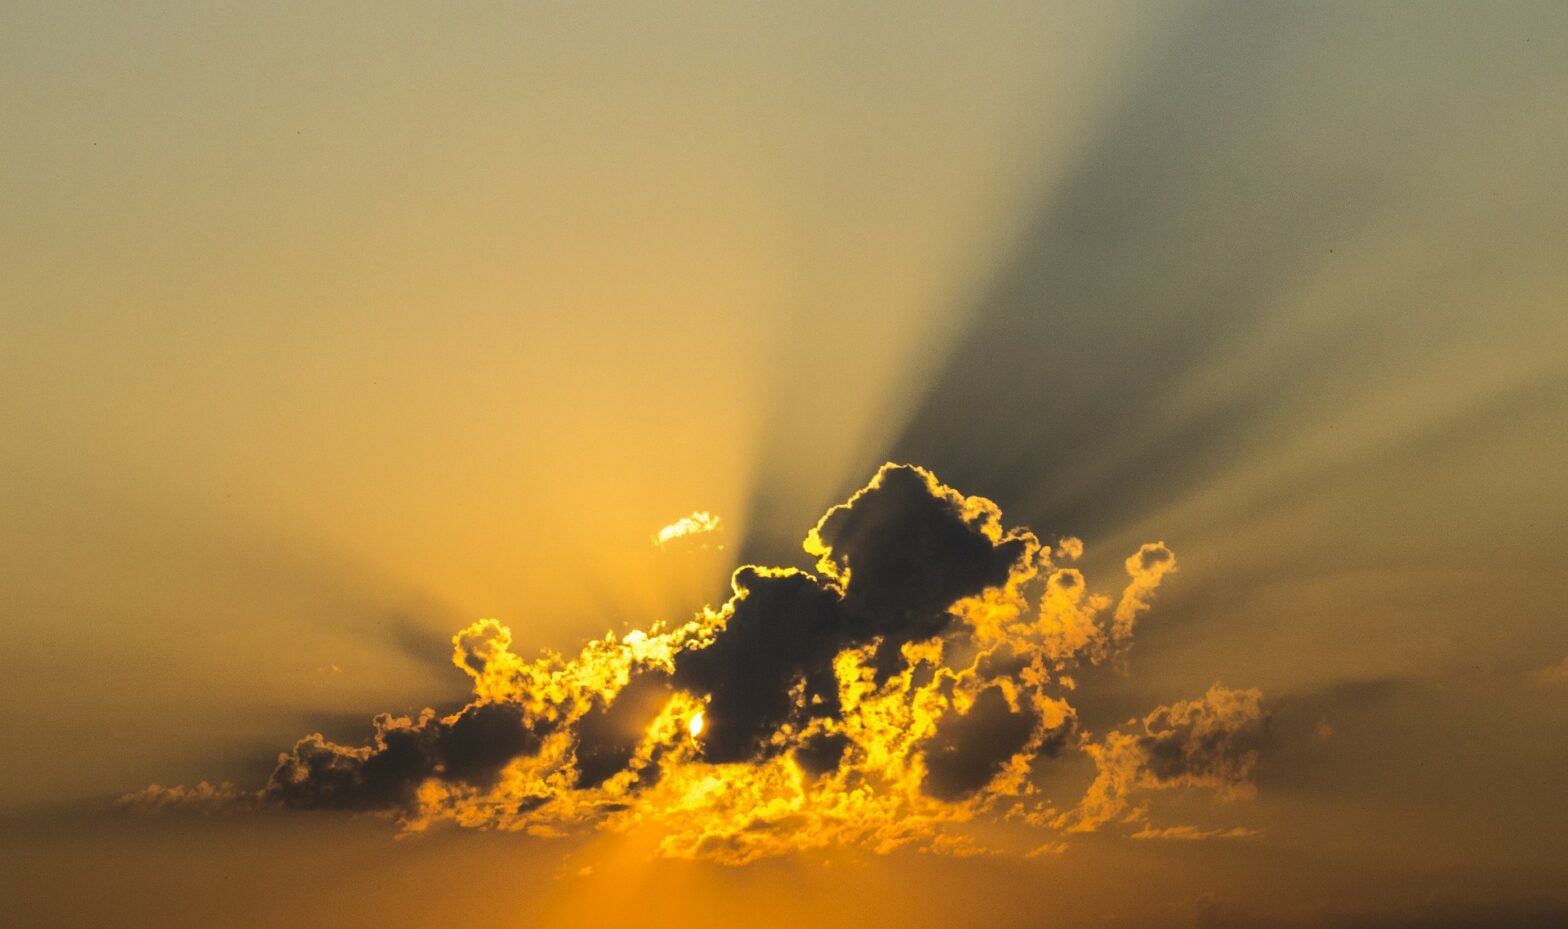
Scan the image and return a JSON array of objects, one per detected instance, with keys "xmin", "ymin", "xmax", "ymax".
[{"xmin": 4, "ymin": 3, "xmax": 1567, "ymax": 927}]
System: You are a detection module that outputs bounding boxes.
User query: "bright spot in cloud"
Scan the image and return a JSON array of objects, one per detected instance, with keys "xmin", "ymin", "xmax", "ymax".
[
  {"xmin": 688, "ymin": 711, "xmax": 705, "ymax": 739},
  {"xmin": 654, "ymin": 511, "xmax": 722, "ymax": 549}
]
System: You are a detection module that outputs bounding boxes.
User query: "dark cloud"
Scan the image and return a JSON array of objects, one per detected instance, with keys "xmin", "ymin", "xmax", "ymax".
[
  {"xmin": 139, "ymin": 461, "xmax": 1233, "ymax": 864},
  {"xmin": 573, "ymin": 671, "xmax": 673, "ymax": 787},
  {"xmin": 264, "ymin": 702, "xmax": 550, "ymax": 811},
  {"xmin": 921, "ymin": 685, "xmax": 1040, "ymax": 800},
  {"xmin": 257, "ymin": 464, "xmax": 1040, "ymax": 802},
  {"xmin": 266, "ymin": 716, "xmax": 431, "ymax": 811},
  {"xmin": 675, "ymin": 463, "xmax": 1035, "ymax": 762},
  {"xmin": 672, "ymin": 567, "xmax": 848, "ymax": 763},
  {"xmin": 1073, "ymin": 685, "xmax": 1267, "ymax": 832},
  {"xmin": 1140, "ymin": 687, "xmax": 1269, "ymax": 787},
  {"xmin": 439, "ymin": 701, "xmax": 547, "ymax": 788},
  {"xmin": 792, "ymin": 732, "xmax": 851, "ymax": 779},
  {"xmin": 1137, "ymin": 544, "xmax": 1173, "ymax": 571},
  {"xmin": 809, "ymin": 464, "xmax": 1035, "ymax": 676}
]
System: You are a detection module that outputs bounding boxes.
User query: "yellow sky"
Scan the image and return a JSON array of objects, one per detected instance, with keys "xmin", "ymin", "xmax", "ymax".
[{"xmin": 3, "ymin": 3, "xmax": 1567, "ymax": 927}]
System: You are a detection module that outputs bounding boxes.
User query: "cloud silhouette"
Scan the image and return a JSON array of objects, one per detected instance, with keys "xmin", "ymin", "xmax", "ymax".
[
  {"xmin": 128, "ymin": 463, "xmax": 1258, "ymax": 863},
  {"xmin": 1070, "ymin": 684, "xmax": 1268, "ymax": 833}
]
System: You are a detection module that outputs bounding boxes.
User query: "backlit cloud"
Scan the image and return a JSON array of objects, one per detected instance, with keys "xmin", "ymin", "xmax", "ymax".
[
  {"xmin": 654, "ymin": 511, "xmax": 722, "ymax": 549},
  {"xmin": 127, "ymin": 464, "xmax": 1263, "ymax": 863},
  {"xmin": 1068, "ymin": 684, "xmax": 1268, "ymax": 833}
]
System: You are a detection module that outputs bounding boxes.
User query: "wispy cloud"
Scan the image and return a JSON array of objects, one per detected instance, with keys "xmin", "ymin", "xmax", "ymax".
[{"xmin": 653, "ymin": 511, "xmax": 722, "ymax": 549}]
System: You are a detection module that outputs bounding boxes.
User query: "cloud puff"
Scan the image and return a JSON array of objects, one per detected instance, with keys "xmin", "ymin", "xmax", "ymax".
[
  {"xmin": 1037, "ymin": 540, "xmax": 1178, "ymax": 666},
  {"xmin": 265, "ymin": 702, "xmax": 552, "ymax": 811},
  {"xmin": 117, "ymin": 780, "xmax": 254, "ymax": 814},
  {"xmin": 654, "ymin": 511, "xmax": 722, "ymax": 549},
  {"xmin": 1113, "ymin": 542, "xmax": 1177, "ymax": 642},
  {"xmin": 920, "ymin": 683, "xmax": 1045, "ymax": 801},
  {"xmin": 1069, "ymin": 684, "xmax": 1268, "ymax": 833},
  {"xmin": 131, "ymin": 463, "xmax": 1261, "ymax": 863}
]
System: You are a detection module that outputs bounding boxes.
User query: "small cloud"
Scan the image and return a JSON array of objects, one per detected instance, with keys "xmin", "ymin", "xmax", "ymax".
[
  {"xmin": 1112, "ymin": 542, "xmax": 1177, "ymax": 641},
  {"xmin": 1067, "ymin": 684, "xmax": 1267, "ymax": 833},
  {"xmin": 1313, "ymin": 717, "xmax": 1335, "ymax": 740},
  {"xmin": 653, "ymin": 511, "xmax": 722, "ymax": 549},
  {"xmin": 1130, "ymin": 825, "xmax": 1262, "ymax": 841},
  {"xmin": 1529, "ymin": 656, "xmax": 1568, "ymax": 684},
  {"xmin": 118, "ymin": 781, "xmax": 254, "ymax": 814}
]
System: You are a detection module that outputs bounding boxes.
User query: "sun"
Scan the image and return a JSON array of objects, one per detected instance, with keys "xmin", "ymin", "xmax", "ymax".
[{"xmin": 688, "ymin": 711, "xmax": 705, "ymax": 739}]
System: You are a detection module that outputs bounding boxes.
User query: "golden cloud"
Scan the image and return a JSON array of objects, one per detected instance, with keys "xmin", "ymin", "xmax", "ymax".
[{"xmin": 127, "ymin": 464, "xmax": 1264, "ymax": 863}]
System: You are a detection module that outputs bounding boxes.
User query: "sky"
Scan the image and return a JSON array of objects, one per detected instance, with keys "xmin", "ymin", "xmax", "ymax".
[{"xmin": 3, "ymin": 3, "xmax": 1567, "ymax": 927}]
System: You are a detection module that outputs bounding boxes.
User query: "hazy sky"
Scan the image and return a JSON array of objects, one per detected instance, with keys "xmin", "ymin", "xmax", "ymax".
[{"xmin": 4, "ymin": 3, "xmax": 1566, "ymax": 928}]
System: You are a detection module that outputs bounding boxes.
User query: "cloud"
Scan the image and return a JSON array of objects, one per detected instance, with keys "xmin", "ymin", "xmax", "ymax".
[
  {"xmin": 572, "ymin": 670, "xmax": 674, "ymax": 788},
  {"xmin": 921, "ymin": 683, "xmax": 1043, "ymax": 801},
  {"xmin": 1033, "ymin": 539, "xmax": 1178, "ymax": 667},
  {"xmin": 1529, "ymin": 656, "xmax": 1568, "ymax": 684},
  {"xmin": 804, "ymin": 463, "xmax": 1038, "ymax": 677},
  {"xmin": 132, "ymin": 463, "xmax": 1259, "ymax": 863},
  {"xmin": 118, "ymin": 780, "xmax": 254, "ymax": 814},
  {"xmin": 672, "ymin": 566, "xmax": 851, "ymax": 763},
  {"xmin": 1069, "ymin": 684, "xmax": 1268, "ymax": 833},
  {"xmin": 1129, "ymin": 824, "xmax": 1261, "ymax": 841},
  {"xmin": 1113, "ymin": 541, "xmax": 1177, "ymax": 642},
  {"xmin": 1139, "ymin": 684, "xmax": 1267, "ymax": 794},
  {"xmin": 654, "ymin": 511, "xmax": 722, "ymax": 549}
]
